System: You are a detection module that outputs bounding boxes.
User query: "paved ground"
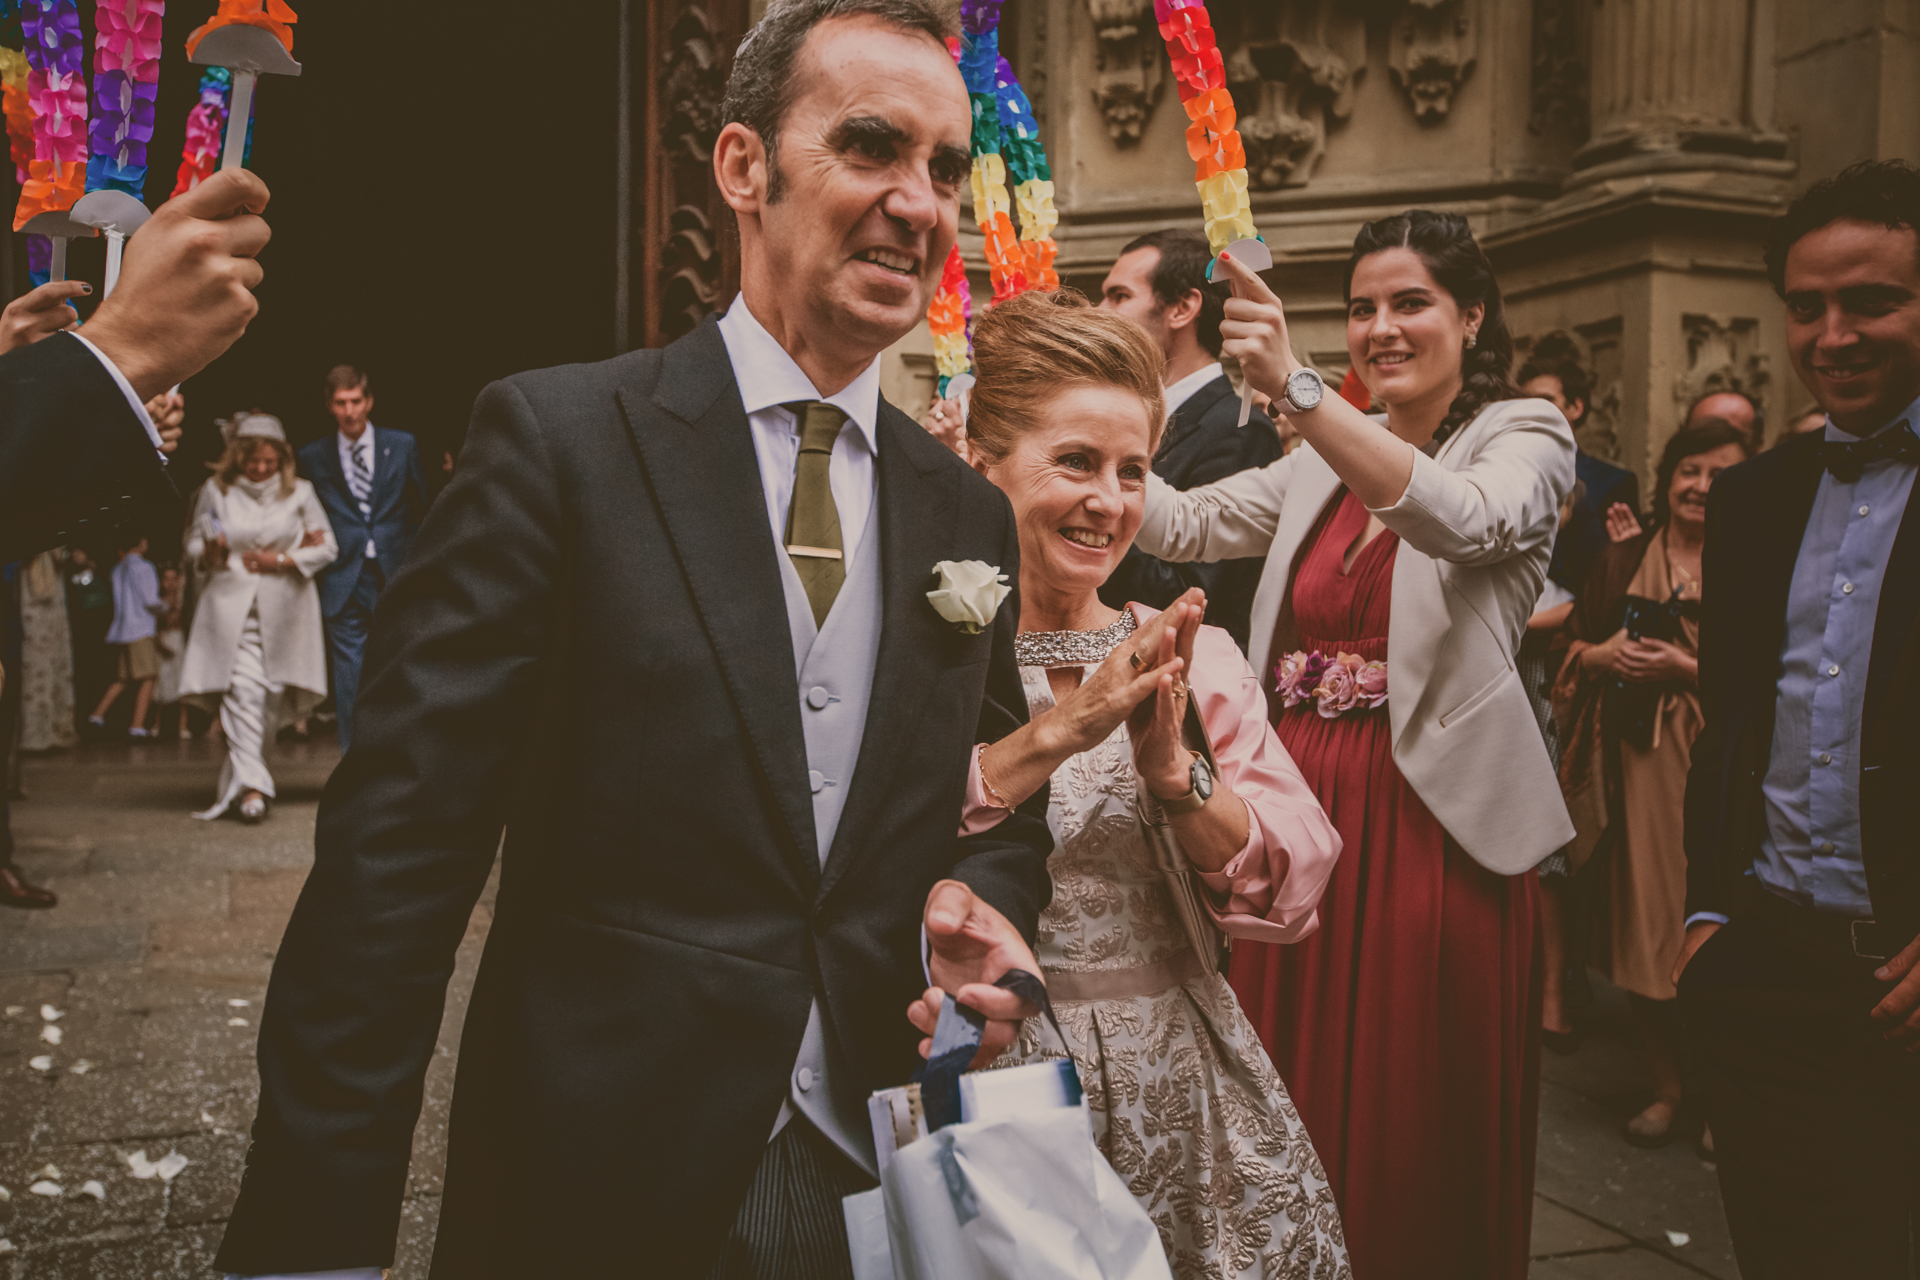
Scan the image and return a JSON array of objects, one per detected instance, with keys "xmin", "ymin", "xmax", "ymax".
[{"xmin": 0, "ymin": 742, "xmax": 1738, "ymax": 1278}]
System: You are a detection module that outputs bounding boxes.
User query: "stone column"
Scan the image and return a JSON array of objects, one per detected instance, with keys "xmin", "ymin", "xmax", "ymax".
[{"xmin": 1575, "ymin": 0, "xmax": 1787, "ymax": 176}]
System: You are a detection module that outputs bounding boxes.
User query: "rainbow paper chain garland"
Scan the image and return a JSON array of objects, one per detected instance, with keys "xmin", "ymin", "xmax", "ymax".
[
  {"xmin": 1153, "ymin": 0, "xmax": 1258, "ymax": 260},
  {"xmin": 14, "ymin": 0, "xmax": 87, "ymax": 232},
  {"xmin": 171, "ymin": 64, "xmax": 231, "ymax": 194},
  {"xmin": 928, "ymin": 244, "xmax": 973, "ymax": 396},
  {"xmin": 88, "ymin": 0, "xmax": 165, "ymax": 198},
  {"xmin": 0, "ymin": 43, "xmax": 44, "ymax": 279},
  {"xmin": 953, "ymin": 0, "xmax": 1057, "ymax": 303}
]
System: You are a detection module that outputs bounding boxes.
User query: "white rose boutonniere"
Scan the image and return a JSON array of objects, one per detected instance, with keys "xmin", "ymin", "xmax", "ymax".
[{"xmin": 926, "ymin": 559, "xmax": 1011, "ymax": 635}]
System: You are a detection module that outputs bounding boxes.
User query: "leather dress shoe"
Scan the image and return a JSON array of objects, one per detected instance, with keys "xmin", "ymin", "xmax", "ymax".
[{"xmin": 0, "ymin": 865, "xmax": 57, "ymax": 909}]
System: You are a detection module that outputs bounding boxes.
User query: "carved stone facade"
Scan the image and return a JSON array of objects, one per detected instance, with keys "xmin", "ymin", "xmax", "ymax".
[
  {"xmin": 1087, "ymin": 0, "xmax": 1165, "ymax": 144},
  {"xmin": 1223, "ymin": 3, "xmax": 1365, "ymax": 189},
  {"xmin": 1675, "ymin": 315, "xmax": 1773, "ymax": 436},
  {"xmin": 1389, "ymin": 0, "xmax": 1477, "ymax": 121}
]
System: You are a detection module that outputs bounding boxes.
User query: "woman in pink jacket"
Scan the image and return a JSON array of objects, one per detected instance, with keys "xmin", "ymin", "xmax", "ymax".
[{"xmin": 951, "ymin": 289, "xmax": 1349, "ymax": 1280}]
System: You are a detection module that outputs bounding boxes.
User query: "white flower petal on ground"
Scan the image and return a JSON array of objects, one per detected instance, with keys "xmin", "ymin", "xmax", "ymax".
[
  {"xmin": 5, "ymin": 1005, "xmax": 24, "ymax": 1017},
  {"xmin": 40, "ymin": 1005, "xmax": 63, "ymax": 1022},
  {"xmin": 0, "ymin": 1237, "xmax": 13, "ymax": 1253},
  {"xmin": 227, "ymin": 998, "xmax": 251, "ymax": 1008},
  {"xmin": 27, "ymin": 1181, "xmax": 61, "ymax": 1197},
  {"xmin": 155, "ymin": 1151, "xmax": 189, "ymax": 1182},
  {"xmin": 40, "ymin": 1024, "xmax": 62, "ymax": 1045},
  {"xmin": 227, "ymin": 1017, "xmax": 248, "ymax": 1027},
  {"xmin": 200, "ymin": 1109, "xmax": 215, "ymax": 1124},
  {"xmin": 34, "ymin": 1165, "xmax": 60, "ymax": 1181},
  {"xmin": 28, "ymin": 1056, "xmax": 52, "ymax": 1072},
  {"xmin": 125, "ymin": 1150, "xmax": 158, "ymax": 1179},
  {"xmin": 0, "ymin": 1185, "xmax": 10, "ymax": 1201},
  {"xmin": 69, "ymin": 1060, "xmax": 92, "ymax": 1075},
  {"xmin": 1665, "ymin": 1230, "xmax": 1691, "ymax": 1247},
  {"xmin": 79, "ymin": 1180, "xmax": 105, "ymax": 1201}
]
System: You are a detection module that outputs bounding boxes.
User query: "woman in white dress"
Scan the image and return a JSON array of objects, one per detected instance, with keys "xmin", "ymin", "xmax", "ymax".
[
  {"xmin": 180, "ymin": 414, "xmax": 336, "ymax": 822},
  {"xmin": 17, "ymin": 550, "xmax": 77, "ymax": 752},
  {"xmin": 952, "ymin": 290, "xmax": 1351, "ymax": 1279}
]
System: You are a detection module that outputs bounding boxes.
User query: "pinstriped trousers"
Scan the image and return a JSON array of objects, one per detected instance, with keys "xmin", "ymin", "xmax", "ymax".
[{"xmin": 706, "ymin": 1115, "xmax": 875, "ymax": 1280}]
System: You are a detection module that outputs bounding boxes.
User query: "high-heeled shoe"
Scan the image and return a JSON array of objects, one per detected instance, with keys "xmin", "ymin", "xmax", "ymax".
[{"xmin": 1541, "ymin": 1024, "xmax": 1582, "ymax": 1055}]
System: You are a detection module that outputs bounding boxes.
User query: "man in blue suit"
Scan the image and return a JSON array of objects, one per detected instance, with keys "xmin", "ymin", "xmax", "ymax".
[{"xmin": 298, "ymin": 365, "xmax": 425, "ymax": 750}]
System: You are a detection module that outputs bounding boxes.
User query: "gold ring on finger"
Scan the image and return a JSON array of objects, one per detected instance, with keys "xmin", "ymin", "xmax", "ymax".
[{"xmin": 1129, "ymin": 651, "xmax": 1145, "ymax": 671}]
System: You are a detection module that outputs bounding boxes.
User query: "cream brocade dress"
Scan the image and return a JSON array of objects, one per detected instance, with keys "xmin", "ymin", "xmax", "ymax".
[{"xmin": 991, "ymin": 626, "xmax": 1350, "ymax": 1280}]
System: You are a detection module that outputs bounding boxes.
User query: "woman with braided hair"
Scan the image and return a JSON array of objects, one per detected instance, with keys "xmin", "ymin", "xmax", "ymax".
[{"xmin": 1133, "ymin": 210, "xmax": 1576, "ymax": 1279}]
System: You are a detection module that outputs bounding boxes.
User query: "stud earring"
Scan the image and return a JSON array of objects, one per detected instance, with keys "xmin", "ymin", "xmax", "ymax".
[{"xmin": 1465, "ymin": 332, "xmax": 1478, "ymax": 350}]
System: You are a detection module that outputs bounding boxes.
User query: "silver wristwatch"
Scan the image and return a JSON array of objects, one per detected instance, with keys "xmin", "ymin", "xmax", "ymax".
[{"xmin": 1280, "ymin": 366, "xmax": 1325, "ymax": 413}]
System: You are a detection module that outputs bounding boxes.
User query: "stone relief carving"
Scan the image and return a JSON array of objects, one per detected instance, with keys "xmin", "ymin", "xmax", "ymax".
[
  {"xmin": 1086, "ymin": 0, "xmax": 1164, "ymax": 144},
  {"xmin": 656, "ymin": 2, "xmax": 730, "ymax": 341},
  {"xmin": 1516, "ymin": 322, "xmax": 1624, "ymax": 463},
  {"xmin": 1528, "ymin": 0, "xmax": 1587, "ymax": 139},
  {"xmin": 1675, "ymin": 314, "xmax": 1771, "ymax": 434},
  {"xmin": 1223, "ymin": 3, "xmax": 1364, "ymax": 189},
  {"xmin": 1389, "ymin": 0, "xmax": 1477, "ymax": 121}
]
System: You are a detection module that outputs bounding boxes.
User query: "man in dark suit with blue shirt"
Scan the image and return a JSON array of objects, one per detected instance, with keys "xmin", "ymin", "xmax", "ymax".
[
  {"xmin": 1677, "ymin": 160, "xmax": 1920, "ymax": 1280},
  {"xmin": 298, "ymin": 365, "xmax": 425, "ymax": 750}
]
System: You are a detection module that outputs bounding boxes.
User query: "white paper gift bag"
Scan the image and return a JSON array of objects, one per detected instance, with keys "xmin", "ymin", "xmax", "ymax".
[{"xmin": 852, "ymin": 970, "xmax": 1173, "ymax": 1280}]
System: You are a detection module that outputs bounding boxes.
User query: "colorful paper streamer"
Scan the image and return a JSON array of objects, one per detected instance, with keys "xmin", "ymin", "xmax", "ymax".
[
  {"xmin": 170, "ymin": 63, "xmax": 233, "ymax": 194},
  {"xmin": 87, "ymin": 0, "xmax": 165, "ymax": 198},
  {"xmin": 929, "ymin": 244, "xmax": 973, "ymax": 396},
  {"xmin": 1, "ymin": 45, "xmax": 32, "ymax": 182},
  {"xmin": 183, "ymin": 0, "xmax": 293, "ymax": 59},
  {"xmin": 14, "ymin": 0, "xmax": 88, "ymax": 231},
  {"xmin": 1153, "ymin": 0, "xmax": 1261, "ymax": 260}
]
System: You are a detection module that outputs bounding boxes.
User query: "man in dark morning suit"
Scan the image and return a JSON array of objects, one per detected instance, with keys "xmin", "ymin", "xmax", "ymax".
[
  {"xmin": 1676, "ymin": 160, "xmax": 1920, "ymax": 1280},
  {"xmin": 1094, "ymin": 228, "xmax": 1281, "ymax": 652},
  {"xmin": 213, "ymin": 5, "xmax": 1053, "ymax": 1278},
  {"xmin": 297, "ymin": 365, "xmax": 426, "ymax": 750}
]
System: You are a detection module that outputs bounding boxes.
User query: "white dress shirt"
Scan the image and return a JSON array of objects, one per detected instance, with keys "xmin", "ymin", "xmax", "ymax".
[
  {"xmin": 72, "ymin": 331, "xmax": 165, "ymax": 458},
  {"xmin": 1163, "ymin": 360, "xmax": 1225, "ymax": 420},
  {"xmin": 336, "ymin": 424, "xmax": 380, "ymax": 557},
  {"xmin": 719, "ymin": 296, "xmax": 882, "ymax": 565}
]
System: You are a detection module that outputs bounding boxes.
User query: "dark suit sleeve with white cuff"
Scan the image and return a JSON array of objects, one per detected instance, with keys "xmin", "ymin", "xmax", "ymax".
[
  {"xmin": 213, "ymin": 317, "xmax": 1054, "ymax": 1279},
  {"xmin": 0, "ymin": 331, "xmax": 181, "ymax": 566}
]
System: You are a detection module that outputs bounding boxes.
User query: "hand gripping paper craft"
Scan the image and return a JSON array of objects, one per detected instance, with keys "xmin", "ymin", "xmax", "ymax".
[{"xmin": 185, "ymin": 0, "xmax": 296, "ymax": 172}]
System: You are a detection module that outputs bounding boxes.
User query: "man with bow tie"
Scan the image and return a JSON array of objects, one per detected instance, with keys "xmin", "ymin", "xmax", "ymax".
[
  {"xmin": 297, "ymin": 365, "xmax": 425, "ymax": 751},
  {"xmin": 1676, "ymin": 159, "xmax": 1920, "ymax": 1280}
]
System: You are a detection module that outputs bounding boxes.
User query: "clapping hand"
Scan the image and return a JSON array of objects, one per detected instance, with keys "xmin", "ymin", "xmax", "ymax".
[
  {"xmin": 1605, "ymin": 502, "xmax": 1643, "ymax": 544},
  {"xmin": 1045, "ymin": 589, "xmax": 1199, "ymax": 756},
  {"xmin": 911, "ymin": 881, "xmax": 1043, "ymax": 1069},
  {"xmin": 0, "ymin": 280, "xmax": 88, "ymax": 354},
  {"xmin": 1128, "ymin": 596, "xmax": 1204, "ymax": 797}
]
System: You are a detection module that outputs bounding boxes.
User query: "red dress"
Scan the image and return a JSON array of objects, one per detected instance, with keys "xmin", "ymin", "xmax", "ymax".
[{"xmin": 1230, "ymin": 491, "xmax": 1541, "ymax": 1280}]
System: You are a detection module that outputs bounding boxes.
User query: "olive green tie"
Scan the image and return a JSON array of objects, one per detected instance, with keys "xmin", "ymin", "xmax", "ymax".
[{"xmin": 785, "ymin": 402, "xmax": 847, "ymax": 628}]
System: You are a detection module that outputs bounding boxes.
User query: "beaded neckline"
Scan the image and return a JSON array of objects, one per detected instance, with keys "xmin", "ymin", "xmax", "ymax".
[{"xmin": 1014, "ymin": 609, "xmax": 1138, "ymax": 669}]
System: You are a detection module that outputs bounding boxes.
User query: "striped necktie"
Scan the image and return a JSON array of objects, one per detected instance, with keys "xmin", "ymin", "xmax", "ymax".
[
  {"xmin": 785, "ymin": 402, "xmax": 847, "ymax": 628},
  {"xmin": 348, "ymin": 438, "xmax": 372, "ymax": 504}
]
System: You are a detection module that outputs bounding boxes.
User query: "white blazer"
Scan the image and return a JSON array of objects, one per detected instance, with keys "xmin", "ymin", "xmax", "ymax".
[{"xmin": 1136, "ymin": 397, "xmax": 1578, "ymax": 875}]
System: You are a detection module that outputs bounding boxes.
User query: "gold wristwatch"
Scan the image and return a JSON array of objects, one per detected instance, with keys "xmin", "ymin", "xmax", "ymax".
[{"xmin": 1155, "ymin": 751, "xmax": 1214, "ymax": 815}]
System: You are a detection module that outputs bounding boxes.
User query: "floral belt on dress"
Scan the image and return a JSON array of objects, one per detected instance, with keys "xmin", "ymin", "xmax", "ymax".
[{"xmin": 1274, "ymin": 649, "xmax": 1388, "ymax": 718}]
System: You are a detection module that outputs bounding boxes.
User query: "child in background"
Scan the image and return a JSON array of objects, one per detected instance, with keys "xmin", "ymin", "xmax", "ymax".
[
  {"xmin": 88, "ymin": 536, "xmax": 168, "ymax": 739},
  {"xmin": 153, "ymin": 565, "xmax": 190, "ymax": 739}
]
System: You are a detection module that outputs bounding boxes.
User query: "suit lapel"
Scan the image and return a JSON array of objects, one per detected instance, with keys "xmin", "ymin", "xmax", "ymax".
[
  {"xmin": 1158, "ymin": 376, "xmax": 1232, "ymax": 462},
  {"xmin": 619, "ymin": 321, "xmax": 820, "ymax": 889},
  {"xmin": 815, "ymin": 408, "xmax": 958, "ymax": 904}
]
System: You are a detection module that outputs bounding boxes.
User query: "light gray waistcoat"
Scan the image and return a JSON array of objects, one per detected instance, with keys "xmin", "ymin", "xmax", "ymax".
[{"xmin": 773, "ymin": 505, "xmax": 884, "ymax": 1174}]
